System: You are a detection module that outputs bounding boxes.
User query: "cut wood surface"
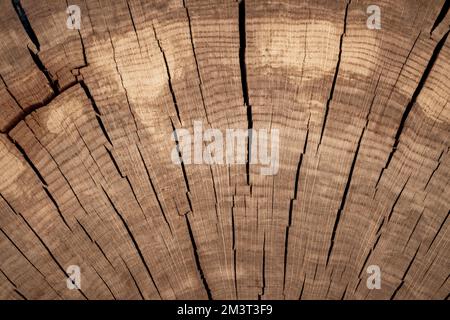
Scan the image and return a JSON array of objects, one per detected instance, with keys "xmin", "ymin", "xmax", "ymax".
[{"xmin": 0, "ymin": 0, "xmax": 449, "ymax": 300}]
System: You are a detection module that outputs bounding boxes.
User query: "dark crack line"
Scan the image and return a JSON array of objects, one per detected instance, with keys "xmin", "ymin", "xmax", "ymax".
[
  {"xmin": 2, "ymin": 80, "xmax": 81, "ymax": 134},
  {"xmin": 357, "ymin": 248, "xmax": 374, "ymax": 279},
  {"xmin": 76, "ymin": 219, "xmax": 93, "ymax": 243},
  {"xmin": 325, "ymin": 124, "xmax": 365, "ymax": 266},
  {"xmin": 1, "ymin": 268, "xmax": 29, "ymax": 300},
  {"xmin": 79, "ymin": 80, "xmax": 113, "ymax": 146},
  {"xmin": 25, "ymin": 121, "xmax": 94, "ymax": 221},
  {"xmin": 231, "ymin": 206, "xmax": 238, "ymax": 299},
  {"xmin": 434, "ymin": 273, "xmax": 450, "ymax": 297},
  {"xmin": 0, "ymin": 228, "xmax": 48, "ymax": 282},
  {"xmin": 390, "ymin": 244, "xmax": 421, "ymax": 299},
  {"xmin": 317, "ymin": 0, "xmax": 351, "ymax": 151},
  {"xmin": 238, "ymin": 0, "xmax": 253, "ymax": 186},
  {"xmin": 326, "ymin": 72, "xmax": 381, "ymax": 266},
  {"xmin": 169, "ymin": 119, "xmax": 191, "ymax": 193},
  {"xmin": 340, "ymin": 283, "xmax": 349, "ymax": 300},
  {"xmin": 283, "ymin": 116, "xmax": 310, "ymax": 291},
  {"xmin": 64, "ymin": 0, "xmax": 88, "ymax": 70},
  {"xmin": 27, "ymin": 46, "xmax": 59, "ymax": 93},
  {"xmin": 6, "ymin": 135, "xmax": 72, "ymax": 231},
  {"xmin": 430, "ymin": 0, "xmax": 450, "ymax": 35},
  {"xmin": 94, "ymin": 241, "xmax": 116, "ymax": 271},
  {"xmin": 136, "ymin": 145, "xmax": 173, "ymax": 234},
  {"xmin": 209, "ymin": 166, "xmax": 219, "ymax": 206},
  {"xmin": 121, "ymin": 256, "xmax": 145, "ymax": 300},
  {"xmin": 16, "ymin": 213, "xmax": 89, "ymax": 299},
  {"xmin": 1, "ymin": 231, "xmax": 62, "ymax": 299},
  {"xmin": 376, "ymin": 30, "xmax": 450, "ymax": 188},
  {"xmin": 11, "ymin": 0, "xmax": 40, "ymax": 50},
  {"xmin": 185, "ymin": 215, "xmax": 213, "ymax": 299},
  {"xmin": 92, "ymin": 266, "xmax": 117, "ymax": 299},
  {"xmin": 126, "ymin": 1, "xmax": 142, "ymax": 50},
  {"xmin": 182, "ymin": 0, "xmax": 211, "ymax": 126},
  {"xmin": 0, "ymin": 191, "xmax": 19, "ymax": 215},
  {"xmin": 0, "ymin": 73, "xmax": 23, "ymax": 110},
  {"xmin": 298, "ymin": 276, "xmax": 305, "ymax": 300},
  {"xmin": 404, "ymin": 209, "xmax": 424, "ymax": 250},
  {"xmin": 106, "ymin": 30, "xmax": 140, "ymax": 138},
  {"xmin": 152, "ymin": 24, "xmax": 182, "ymax": 125},
  {"xmin": 259, "ymin": 231, "xmax": 266, "ymax": 298},
  {"xmin": 104, "ymin": 146, "xmax": 125, "ymax": 178},
  {"xmin": 100, "ymin": 185, "xmax": 162, "ymax": 299},
  {"xmin": 124, "ymin": 175, "xmax": 153, "ymax": 225},
  {"xmin": 426, "ymin": 211, "xmax": 448, "ymax": 255},
  {"xmin": 13, "ymin": 288, "xmax": 27, "ymax": 300},
  {"xmin": 386, "ymin": 176, "xmax": 409, "ymax": 222},
  {"xmin": 0, "ymin": 268, "xmax": 17, "ymax": 289},
  {"xmin": 424, "ymin": 148, "xmax": 446, "ymax": 190}
]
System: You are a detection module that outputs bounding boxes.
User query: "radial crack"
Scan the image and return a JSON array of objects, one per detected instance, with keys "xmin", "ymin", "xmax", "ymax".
[
  {"xmin": 376, "ymin": 30, "xmax": 450, "ymax": 188},
  {"xmin": 152, "ymin": 24, "xmax": 182, "ymax": 125},
  {"xmin": 16, "ymin": 213, "xmax": 89, "ymax": 299},
  {"xmin": 185, "ymin": 215, "xmax": 213, "ymax": 299},
  {"xmin": 101, "ymin": 185, "xmax": 162, "ymax": 298},
  {"xmin": 430, "ymin": 0, "xmax": 450, "ymax": 35},
  {"xmin": 238, "ymin": 0, "xmax": 253, "ymax": 186},
  {"xmin": 182, "ymin": 0, "xmax": 211, "ymax": 126},
  {"xmin": 6, "ymin": 136, "xmax": 72, "ymax": 231},
  {"xmin": 106, "ymin": 30, "xmax": 140, "ymax": 137},
  {"xmin": 11, "ymin": 0, "xmax": 40, "ymax": 50},
  {"xmin": 317, "ymin": 0, "xmax": 351, "ymax": 150},
  {"xmin": 136, "ymin": 145, "xmax": 173, "ymax": 234}
]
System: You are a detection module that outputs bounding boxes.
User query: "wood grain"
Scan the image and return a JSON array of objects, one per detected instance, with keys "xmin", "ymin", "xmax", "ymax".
[{"xmin": 0, "ymin": 0, "xmax": 448, "ymax": 300}]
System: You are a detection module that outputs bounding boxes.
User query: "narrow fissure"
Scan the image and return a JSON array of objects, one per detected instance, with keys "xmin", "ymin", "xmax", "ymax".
[
  {"xmin": 126, "ymin": 2, "xmax": 142, "ymax": 50},
  {"xmin": 152, "ymin": 25, "xmax": 182, "ymax": 125},
  {"xmin": 182, "ymin": 0, "xmax": 211, "ymax": 126},
  {"xmin": 326, "ymin": 125, "xmax": 365, "ymax": 266},
  {"xmin": 169, "ymin": 119, "xmax": 191, "ymax": 192},
  {"xmin": 106, "ymin": 31, "xmax": 140, "ymax": 137},
  {"xmin": 79, "ymin": 81, "xmax": 113, "ymax": 146},
  {"xmin": 284, "ymin": 119, "xmax": 310, "ymax": 291},
  {"xmin": 11, "ymin": 0, "xmax": 40, "ymax": 50},
  {"xmin": 390, "ymin": 244, "xmax": 420, "ymax": 299},
  {"xmin": 377, "ymin": 30, "xmax": 450, "ymax": 185},
  {"xmin": 0, "ymin": 192, "xmax": 19, "ymax": 215},
  {"xmin": 231, "ymin": 206, "xmax": 238, "ymax": 299},
  {"xmin": 238, "ymin": 0, "xmax": 253, "ymax": 185},
  {"xmin": 91, "ymin": 265, "xmax": 117, "ymax": 299},
  {"xmin": 104, "ymin": 146, "xmax": 125, "ymax": 178},
  {"xmin": 0, "ymin": 73, "xmax": 23, "ymax": 109},
  {"xmin": 95, "ymin": 241, "xmax": 116, "ymax": 271},
  {"xmin": 2, "ymin": 80, "xmax": 82, "ymax": 134},
  {"xmin": 136, "ymin": 145, "xmax": 172, "ymax": 234},
  {"xmin": 17, "ymin": 213, "xmax": 89, "ymax": 299},
  {"xmin": 430, "ymin": 1, "xmax": 450, "ymax": 35},
  {"xmin": 27, "ymin": 47, "xmax": 59, "ymax": 93},
  {"xmin": 121, "ymin": 257, "xmax": 146, "ymax": 300},
  {"xmin": 426, "ymin": 212, "xmax": 448, "ymax": 254},
  {"xmin": 101, "ymin": 185, "xmax": 162, "ymax": 299},
  {"xmin": 1, "ymin": 228, "xmax": 47, "ymax": 280},
  {"xmin": 260, "ymin": 232, "xmax": 266, "ymax": 298},
  {"xmin": 317, "ymin": 0, "xmax": 351, "ymax": 150},
  {"xmin": 184, "ymin": 215, "xmax": 213, "ymax": 299},
  {"xmin": 6, "ymin": 136, "xmax": 72, "ymax": 231}
]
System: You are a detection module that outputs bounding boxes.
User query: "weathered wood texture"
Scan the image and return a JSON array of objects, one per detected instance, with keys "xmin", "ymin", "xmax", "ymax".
[{"xmin": 0, "ymin": 0, "xmax": 449, "ymax": 300}]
